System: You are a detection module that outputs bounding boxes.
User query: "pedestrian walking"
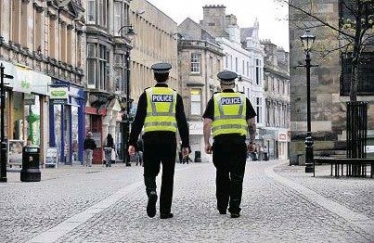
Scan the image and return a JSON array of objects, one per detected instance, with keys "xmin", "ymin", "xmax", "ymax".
[
  {"xmin": 103, "ymin": 134, "xmax": 115, "ymax": 167},
  {"xmin": 128, "ymin": 62, "xmax": 190, "ymax": 219},
  {"xmin": 83, "ymin": 132, "xmax": 96, "ymax": 167},
  {"xmin": 203, "ymin": 70, "xmax": 257, "ymax": 218}
]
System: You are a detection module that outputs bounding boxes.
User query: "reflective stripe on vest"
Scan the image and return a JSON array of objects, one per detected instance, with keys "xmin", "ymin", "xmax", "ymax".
[
  {"xmin": 212, "ymin": 93, "xmax": 247, "ymax": 137},
  {"xmin": 144, "ymin": 87, "xmax": 177, "ymax": 132}
]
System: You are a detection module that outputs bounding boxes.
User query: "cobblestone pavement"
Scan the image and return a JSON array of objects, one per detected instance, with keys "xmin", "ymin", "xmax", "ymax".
[{"xmin": 0, "ymin": 160, "xmax": 373, "ymax": 243}]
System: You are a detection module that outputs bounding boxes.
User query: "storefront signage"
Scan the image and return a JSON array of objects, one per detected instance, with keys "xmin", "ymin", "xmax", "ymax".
[{"xmin": 50, "ymin": 87, "xmax": 68, "ymax": 104}]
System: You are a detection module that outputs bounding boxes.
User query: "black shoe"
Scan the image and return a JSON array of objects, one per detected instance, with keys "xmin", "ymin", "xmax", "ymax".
[
  {"xmin": 147, "ymin": 192, "xmax": 157, "ymax": 218},
  {"xmin": 160, "ymin": 213, "xmax": 173, "ymax": 219},
  {"xmin": 230, "ymin": 213, "xmax": 240, "ymax": 218}
]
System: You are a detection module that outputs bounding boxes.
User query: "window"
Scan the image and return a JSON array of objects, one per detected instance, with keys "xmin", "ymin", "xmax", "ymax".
[
  {"xmin": 86, "ymin": 43, "xmax": 109, "ymax": 90},
  {"xmin": 49, "ymin": 18, "xmax": 56, "ymax": 58},
  {"xmin": 340, "ymin": 52, "xmax": 374, "ymax": 95},
  {"xmin": 255, "ymin": 59, "xmax": 261, "ymax": 85},
  {"xmin": 87, "ymin": 0, "xmax": 96, "ymax": 23},
  {"xmin": 235, "ymin": 57, "xmax": 238, "ymax": 72},
  {"xmin": 114, "ymin": 54, "xmax": 125, "ymax": 91},
  {"xmin": 191, "ymin": 89, "xmax": 202, "ymax": 115},
  {"xmin": 256, "ymin": 97, "xmax": 262, "ymax": 124},
  {"xmin": 246, "ymin": 61, "xmax": 250, "ymax": 77},
  {"xmin": 191, "ymin": 53, "xmax": 201, "ymax": 74},
  {"xmin": 12, "ymin": 0, "xmax": 21, "ymax": 43},
  {"xmin": 34, "ymin": 10, "xmax": 42, "ymax": 53},
  {"xmin": 113, "ymin": 2, "xmax": 122, "ymax": 35},
  {"xmin": 60, "ymin": 25, "xmax": 67, "ymax": 62},
  {"xmin": 339, "ymin": 1, "xmax": 374, "ymax": 95},
  {"xmin": 87, "ymin": 43, "xmax": 96, "ymax": 88}
]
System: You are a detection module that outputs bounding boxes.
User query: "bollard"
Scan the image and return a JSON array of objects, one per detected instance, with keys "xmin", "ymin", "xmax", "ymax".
[{"xmin": 20, "ymin": 145, "xmax": 41, "ymax": 182}]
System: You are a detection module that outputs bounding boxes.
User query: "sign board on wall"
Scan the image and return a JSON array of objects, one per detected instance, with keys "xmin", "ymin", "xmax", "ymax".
[{"xmin": 50, "ymin": 87, "xmax": 69, "ymax": 104}]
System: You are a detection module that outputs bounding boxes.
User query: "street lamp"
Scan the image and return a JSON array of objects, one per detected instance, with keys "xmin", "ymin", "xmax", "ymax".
[
  {"xmin": 300, "ymin": 29, "xmax": 316, "ymax": 173},
  {"xmin": 0, "ymin": 63, "xmax": 14, "ymax": 182},
  {"xmin": 118, "ymin": 25, "xmax": 135, "ymax": 36},
  {"xmin": 117, "ymin": 24, "xmax": 134, "ymax": 166},
  {"xmin": 122, "ymin": 51, "xmax": 132, "ymax": 166}
]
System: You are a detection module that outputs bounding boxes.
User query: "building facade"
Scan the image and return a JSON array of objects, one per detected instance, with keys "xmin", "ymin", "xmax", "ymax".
[
  {"xmin": 289, "ymin": 0, "xmax": 374, "ymax": 161},
  {"xmin": 0, "ymin": 0, "xmax": 85, "ymax": 165},
  {"xmin": 261, "ymin": 40, "xmax": 290, "ymax": 160},
  {"xmin": 200, "ymin": 5, "xmax": 268, "ymax": 158},
  {"xmin": 177, "ymin": 17, "xmax": 224, "ymax": 162}
]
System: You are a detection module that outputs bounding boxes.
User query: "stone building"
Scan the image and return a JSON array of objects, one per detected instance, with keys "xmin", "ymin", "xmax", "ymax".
[
  {"xmin": 0, "ymin": 0, "xmax": 85, "ymax": 165},
  {"xmin": 289, "ymin": 0, "xmax": 374, "ymax": 161},
  {"xmin": 261, "ymin": 40, "xmax": 290, "ymax": 161},
  {"xmin": 177, "ymin": 17, "xmax": 224, "ymax": 162}
]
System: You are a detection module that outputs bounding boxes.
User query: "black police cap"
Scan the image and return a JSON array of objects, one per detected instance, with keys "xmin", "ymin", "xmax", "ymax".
[
  {"xmin": 217, "ymin": 70, "xmax": 238, "ymax": 83},
  {"xmin": 151, "ymin": 62, "xmax": 172, "ymax": 74}
]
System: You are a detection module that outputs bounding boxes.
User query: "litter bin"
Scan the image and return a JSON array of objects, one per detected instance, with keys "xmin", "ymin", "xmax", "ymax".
[
  {"xmin": 194, "ymin": 151, "xmax": 202, "ymax": 162},
  {"xmin": 289, "ymin": 153, "xmax": 303, "ymax": 166},
  {"xmin": 20, "ymin": 145, "xmax": 41, "ymax": 182},
  {"xmin": 263, "ymin": 152, "xmax": 269, "ymax": 161}
]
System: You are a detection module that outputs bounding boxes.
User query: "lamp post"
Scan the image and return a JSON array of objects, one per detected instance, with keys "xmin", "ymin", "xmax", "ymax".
[
  {"xmin": 122, "ymin": 51, "xmax": 132, "ymax": 166},
  {"xmin": 117, "ymin": 24, "xmax": 134, "ymax": 166},
  {"xmin": 0, "ymin": 63, "xmax": 14, "ymax": 182},
  {"xmin": 118, "ymin": 25, "xmax": 135, "ymax": 35},
  {"xmin": 300, "ymin": 30, "xmax": 316, "ymax": 174}
]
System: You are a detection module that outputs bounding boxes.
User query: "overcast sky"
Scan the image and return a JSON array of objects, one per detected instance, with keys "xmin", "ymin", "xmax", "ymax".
[{"xmin": 146, "ymin": 0, "xmax": 289, "ymax": 51}]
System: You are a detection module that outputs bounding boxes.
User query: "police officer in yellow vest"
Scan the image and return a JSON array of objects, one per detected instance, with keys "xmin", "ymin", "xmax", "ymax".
[
  {"xmin": 203, "ymin": 70, "xmax": 256, "ymax": 218},
  {"xmin": 128, "ymin": 62, "xmax": 190, "ymax": 219}
]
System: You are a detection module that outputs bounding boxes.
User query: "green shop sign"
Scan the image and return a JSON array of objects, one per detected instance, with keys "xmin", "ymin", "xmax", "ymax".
[{"xmin": 50, "ymin": 87, "xmax": 68, "ymax": 104}]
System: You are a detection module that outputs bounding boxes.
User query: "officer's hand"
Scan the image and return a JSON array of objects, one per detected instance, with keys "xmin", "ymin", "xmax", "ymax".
[
  {"xmin": 128, "ymin": 145, "xmax": 136, "ymax": 156},
  {"xmin": 247, "ymin": 143, "xmax": 255, "ymax": 152},
  {"xmin": 205, "ymin": 143, "xmax": 212, "ymax": 154},
  {"xmin": 181, "ymin": 147, "xmax": 189, "ymax": 157}
]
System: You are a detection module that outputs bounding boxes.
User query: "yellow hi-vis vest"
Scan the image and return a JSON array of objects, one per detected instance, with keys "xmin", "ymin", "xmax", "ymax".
[
  {"xmin": 144, "ymin": 87, "xmax": 177, "ymax": 133},
  {"xmin": 212, "ymin": 92, "xmax": 247, "ymax": 137}
]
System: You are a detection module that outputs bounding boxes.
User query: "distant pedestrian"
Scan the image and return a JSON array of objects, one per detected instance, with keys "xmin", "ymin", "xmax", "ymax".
[
  {"xmin": 128, "ymin": 62, "xmax": 190, "ymax": 219},
  {"xmin": 104, "ymin": 134, "xmax": 115, "ymax": 167},
  {"xmin": 203, "ymin": 70, "xmax": 257, "ymax": 218},
  {"xmin": 83, "ymin": 132, "xmax": 96, "ymax": 167}
]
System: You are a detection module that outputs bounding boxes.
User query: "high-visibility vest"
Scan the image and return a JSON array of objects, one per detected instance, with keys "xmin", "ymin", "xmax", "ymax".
[
  {"xmin": 144, "ymin": 87, "xmax": 177, "ymax": 133},
  {"xmin": 212, "ymin": 92, "xmax": 247, "ymax": 137}
]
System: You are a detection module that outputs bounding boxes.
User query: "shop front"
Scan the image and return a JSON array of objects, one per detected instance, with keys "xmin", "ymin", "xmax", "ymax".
[
  {"xmin": 49, "ymin": 79, "xmax": 85, "ymax": 165},
  {"xmin": 1, "ymin": 61, "xmax": 50, "ymax": 165}
]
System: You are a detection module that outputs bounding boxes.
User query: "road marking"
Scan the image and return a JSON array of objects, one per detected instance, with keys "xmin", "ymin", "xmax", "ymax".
[{"xmin": 266, "ymin": 162, "xmax": 374, "ymax": 239}]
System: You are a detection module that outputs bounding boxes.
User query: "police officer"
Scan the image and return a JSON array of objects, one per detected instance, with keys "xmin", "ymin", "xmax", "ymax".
[
  {"xmin": 203, "ymin": 70, "xmax": 256, "ymax": 218},
  {"xmin": 128, "ymin": 62, "xmax": 190, "ymax": 219}
]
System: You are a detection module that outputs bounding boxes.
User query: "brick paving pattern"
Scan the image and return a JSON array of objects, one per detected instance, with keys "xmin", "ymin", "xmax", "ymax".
[{"xmin": 0, "ymin": 161, "xmax": 373, "ymax": 242}]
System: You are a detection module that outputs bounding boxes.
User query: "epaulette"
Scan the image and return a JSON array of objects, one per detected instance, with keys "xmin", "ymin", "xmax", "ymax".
[{"xmin": 144, "ymin": 87, "xmax": 151, "ymax": 91}]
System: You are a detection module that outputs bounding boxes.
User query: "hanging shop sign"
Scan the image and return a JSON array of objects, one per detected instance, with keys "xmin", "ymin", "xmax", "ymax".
[{"xmin": 50, "ymin": 87, "xmax": 69, "ymax": 104}]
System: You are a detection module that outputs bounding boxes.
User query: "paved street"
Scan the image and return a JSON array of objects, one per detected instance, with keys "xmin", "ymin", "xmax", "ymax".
[{"xmin": 1, "ymin": 160, "xmax": 373, "ymax": 243}]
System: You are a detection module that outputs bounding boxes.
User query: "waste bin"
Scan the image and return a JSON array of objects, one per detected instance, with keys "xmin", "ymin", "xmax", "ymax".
[
  {"xmin": 20, "ymin": 145, "xmax": 41, "ymax": 182},
  {"xmin": 194, "ymin": 151, "xmax": 201, "ymax": 162},
  {"xmin": 263, "ymin": 152, "xmax": 269, "ymax": 161},
  {"xmin": 289, "ymin": 153, "xmax": 303, "ymax": 166}
]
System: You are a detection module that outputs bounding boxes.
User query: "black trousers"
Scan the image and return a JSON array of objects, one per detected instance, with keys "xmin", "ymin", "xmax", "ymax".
[
  {"xmin": 143, "ymin": 140, "xmax": 176, "ymax": 215},
  {"xmin": 212, "ymin": 141, "xmax": 247, "ymax": 214}
]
